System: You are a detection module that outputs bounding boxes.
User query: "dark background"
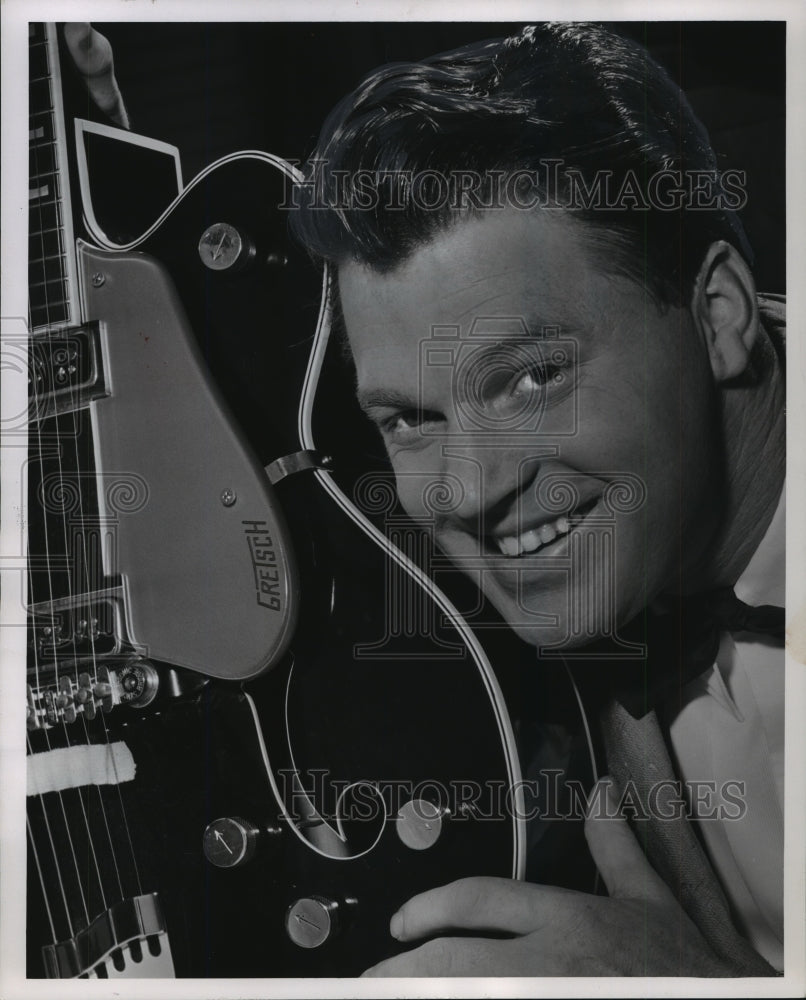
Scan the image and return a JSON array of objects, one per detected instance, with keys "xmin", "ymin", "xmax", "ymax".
[{"xmin": 97, "ymin": 20, "xmax": 786, "ymax": 292}]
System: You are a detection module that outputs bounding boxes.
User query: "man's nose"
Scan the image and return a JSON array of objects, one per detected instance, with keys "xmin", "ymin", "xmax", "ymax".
[{"xmin": 402, "ymin": 443, "xmax": 543, "ymax": 535}]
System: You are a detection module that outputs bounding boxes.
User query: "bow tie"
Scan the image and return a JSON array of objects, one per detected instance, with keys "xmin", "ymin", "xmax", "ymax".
[
  {"xmin": 700, "ymin": 586, "xmax": 785, "ymax": 638},
  {"xmin": 588, "ymin": 589, "xmax": 785, "ymax": 719}
]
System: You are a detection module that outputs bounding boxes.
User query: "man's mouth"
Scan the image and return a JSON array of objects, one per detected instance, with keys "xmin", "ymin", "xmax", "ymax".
[{"xmin": 490, "ymin": 496, "xmax": 599, "ymax": 557}]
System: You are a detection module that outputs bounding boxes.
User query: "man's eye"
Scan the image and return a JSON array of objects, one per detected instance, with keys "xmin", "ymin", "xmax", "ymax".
[
  {"xmin": 504, "ymin": 364, "xmax": 560, "ymax": 398},
  {"xmin": 508, "ymin": 369, "xmax": 543, "ymax": 397},
  {"xmin": 379, "ymin": 409, "xmax": 441, "ymax": 443},
  {"xmin": 384, "ymin": 412, "xmax": 418, "ymax": 434}
]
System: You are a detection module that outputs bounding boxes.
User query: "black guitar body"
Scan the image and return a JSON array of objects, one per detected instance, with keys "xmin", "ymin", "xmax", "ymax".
[
  {"xmin": 128, "ymin": 154, "xmax": 523, "ymax": 977},
  {"xmin": 28, "ymin": 138, "xmax": 525, "ymax": 977}
]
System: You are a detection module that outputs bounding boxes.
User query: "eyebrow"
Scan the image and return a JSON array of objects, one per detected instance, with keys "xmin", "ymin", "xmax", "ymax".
[{"xmin": 356, "ymin": 387, "xmax": 419, "ymax": 415}]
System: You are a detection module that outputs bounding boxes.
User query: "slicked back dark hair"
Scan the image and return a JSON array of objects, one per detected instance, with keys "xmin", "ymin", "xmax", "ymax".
[{"xmin": 289, "ymin": 23, "xmax": 752, "ymax": 308}]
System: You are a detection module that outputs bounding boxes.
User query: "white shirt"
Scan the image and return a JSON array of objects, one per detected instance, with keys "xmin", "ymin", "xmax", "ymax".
[{"xmin": 667, "ymin": 491, "xmax": 785, "ymax": 970}]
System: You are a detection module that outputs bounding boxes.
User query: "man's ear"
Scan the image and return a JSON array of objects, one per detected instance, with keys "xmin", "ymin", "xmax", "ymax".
[{"xmin": 690, "ymin": 240, "xmax": 759, "ymax": 382}]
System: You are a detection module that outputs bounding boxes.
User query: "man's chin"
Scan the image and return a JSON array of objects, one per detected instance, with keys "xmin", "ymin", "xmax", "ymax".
[
  {"xmin": 506, "ymin": 619, "xmax": 592, "ymax": 655},
  {"xmin": 477, "ymin": 585, "xmax": 646, "ymax": 657},
  {"xmin": 475, "ymin": 589, "xmax": 581, "ymax": 653}
]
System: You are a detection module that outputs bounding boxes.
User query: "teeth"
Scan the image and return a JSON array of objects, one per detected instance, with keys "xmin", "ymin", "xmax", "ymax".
[
  {"xmin": 498, "ymin": 536, "xmax": 521, "ymax": 557},
  {"xmin": 520, "ymin": 529, "xmax": 541, "ymax": 553},
  {"xmin": 494, "ymin": 505, "xmax": 591, "ymax": 557}
]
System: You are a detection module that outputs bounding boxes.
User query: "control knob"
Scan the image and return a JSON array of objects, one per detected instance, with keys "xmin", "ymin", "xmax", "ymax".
[
  {"xmin": 202, "ymin": 816, "xmax": 261, "ymax": 869},
  {"xmin": 285, "ymin": 896, "xmax": 357, "ymax": 949}
]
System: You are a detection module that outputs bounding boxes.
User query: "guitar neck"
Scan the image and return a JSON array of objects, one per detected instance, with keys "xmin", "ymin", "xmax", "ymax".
[{"xmin": 29, "ymin": 22, "xmax": 80, "ymax": 333}]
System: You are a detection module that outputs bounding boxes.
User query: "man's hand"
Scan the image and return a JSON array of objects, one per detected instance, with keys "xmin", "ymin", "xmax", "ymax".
[
  {"xmin": 63, "ymin": 23, "xmax": 130, "ymax": 129},
  {"xmin": 362, "ymin": 779, "xmax": 732, "ymax": 977}
]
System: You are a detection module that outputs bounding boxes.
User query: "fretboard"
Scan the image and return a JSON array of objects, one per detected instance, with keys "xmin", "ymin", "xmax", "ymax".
[{"xmin": 29, "ymin": 23, "xmax": 78, "ymax": 332}]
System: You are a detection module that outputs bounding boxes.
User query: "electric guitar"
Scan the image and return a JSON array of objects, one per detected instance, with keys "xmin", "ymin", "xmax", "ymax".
[{"xmin": 26, "ymin": 22, "xmax": 527, "ymax": 978}]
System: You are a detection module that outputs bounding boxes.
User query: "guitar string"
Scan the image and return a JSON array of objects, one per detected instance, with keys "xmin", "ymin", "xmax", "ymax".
[
  {"xmin": 26, "ymin": 811, "xmax": 58, "ymax": 944},
  {"xmin": 39, "ymin": 22, "xmax": 133, "ymax": 917},
  {"xmin": 27, "ymin": 78, "xmax": 94, "ymax": 935},
  {"xmin": 27, "ymin": 24, "xmax": 104, "ymax": 950},
  {"xmin": 561, "ymin": 657, "xmax": 601, "ymax": 896},
  {"xmin": 24, "ymin": 548, "xmax": 66, "ymax": 943},
  {"xmin": 44, "ymin": 19, "xmax": 144, "ymax": 914},
  {"xmin": 561, "ymin": 659, "xmax": 600, "ymax": 787},
  {"xmin": 51, "ymin": 38, "xmax": 146, "ymax": 907}
]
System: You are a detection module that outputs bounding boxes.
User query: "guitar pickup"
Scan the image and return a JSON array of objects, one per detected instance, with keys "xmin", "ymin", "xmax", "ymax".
[
  {"xmin": 29, "ymin": 322, "xmax": 107, "ymax": 421},
  {"xmin": 29, "ymin": 595, "xmax": 119, "ymax": 662}
]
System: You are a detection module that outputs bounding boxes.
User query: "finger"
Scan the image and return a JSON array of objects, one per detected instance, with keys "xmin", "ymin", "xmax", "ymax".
[
  {"xmin": 584, "ymin": 777, "xmax": 673, "ymax": 902},
  {"xmin": 362, "ymin": 937, "xmax": 510, "ymax": 977},
  {"xmin": 63, "ymin": 24, "xmax": 130, "ymax": 129},
  {"xmin": 389, "ymin": 876, "xmax": 565, "ymax": 942},
  {"xmin": 63, "ymin": 24, "xmax": 113, "ymax": 78}
]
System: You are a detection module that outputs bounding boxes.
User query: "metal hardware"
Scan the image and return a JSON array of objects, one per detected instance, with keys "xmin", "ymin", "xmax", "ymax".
[
  {"xmin": 265, "ymin": 450, "xmax": 332, "ymax": 485},
  {"xmin": 220, "ymin": 487, "xmax": 237, "ymax": 507},
  {"xmin": 117, "ymin": 658, "xmax": 159, "ymax": 708},
  {"xmin": 91, "ymin": 272, "xmax": 105, "ymax": 287},
  {"xmin": 41, "ymin": 892, "xmax": 167, "ymax": 978},
  {"xmin": 28, "ymin": 324, "xmax": 106, "ymax": 420},
  {"xmin": 285, "ymin": 896, "xmax": 340, "ymax": 949},
  {"xmin": 395, "ymin": 798, "xmax": 448, "ymax": 851},
  {"xmin": 198, "ymin": 223, "xmax": 255, "ymax": 272},
  {"xmin": 202, "ymin": 816, "xmax": 263, "ymax": 869}
]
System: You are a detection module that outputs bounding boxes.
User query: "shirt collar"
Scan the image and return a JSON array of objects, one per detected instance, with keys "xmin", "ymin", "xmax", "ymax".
[
  {"xmin": 707, "ymin": 484, "xmax": 785, "ymax": 716},
  {"xmin": 733, "ymin": 484, "xmax": 786, "ymax": 607}
]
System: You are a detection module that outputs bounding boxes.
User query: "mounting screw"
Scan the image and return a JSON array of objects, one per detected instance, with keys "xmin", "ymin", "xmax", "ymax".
[
  {"xmin": 220, "ymin": 488, "xmax": 237, "ymax": 507},
  {"xmin": 91, "ymin": 272, "xmax": 106, "ymax": 288}
]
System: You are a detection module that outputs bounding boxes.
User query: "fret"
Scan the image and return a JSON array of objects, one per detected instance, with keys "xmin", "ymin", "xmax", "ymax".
[
  {"xmin": 30, "ymin": 109, "xmax": 54, "ymax": 128},
  {"xmin": 28, "ymin": 285, "xmax": 71, "ymax": 331},
  {"xmin": 30, "ymin": 79, "xmax": 53, "ymax": 118},
  {"xmin": 30, "ymin": 229, "xmax": 66, "ymax": 261},
  {"xmin": 29, "ymin": 41, "xmax": 49, "ymax": 83},
  {"xmin": 29, "ymin": 277, "xmax": 70, "ymax": 295},
  {"xmin": 30, "ymin": 251, "xmax": 69, "ymax": 266},
  {"xmin": 30, "ymin": 301, "xmax": 70, "ymax": 331},
  {"xmin": 29, "ymin": 205, "xmax": 66, "ymax": 245},
  {"xmin": 29, "ymin": 181, "xmax": 59, "ymax": 202},
  {"xmin": 29, "ymin": 116, "xmax": 55, "ymax": 146},
  {"xmin": 30, "ymin": 145, "xmax": 57, "ymax": 177},
  {"xmin": 29, "ymin": 201, "xmax": 63, "ymax": 234},
  {"xmin": 29, "ymin": 128, "xmax": 54, "ymax": 145},
  {"xmin": 29, "ymin": 172, "xmax": 59, "ymax": 192},
  {"xmin": 29, "ymin": 255, "xmax": 68, "ymax": 290},
  {"xmin": 27, "ymin": 23, "xmax": 78, "ymax": 329}
]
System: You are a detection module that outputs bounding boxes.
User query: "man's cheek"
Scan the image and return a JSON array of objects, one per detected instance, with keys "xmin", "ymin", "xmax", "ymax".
[
  {"xmin": 393, "ymin": 464, "xmax": 480, "ymax": 522},
  {"xmin": 393, "ymin": 471, "xmax": 439, "ymax": 522}
]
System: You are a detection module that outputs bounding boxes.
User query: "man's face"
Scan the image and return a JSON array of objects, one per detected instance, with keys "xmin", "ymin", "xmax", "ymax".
[{"xmin": 338, "ymin": 208, "xmax": 723, "ymax": 650}]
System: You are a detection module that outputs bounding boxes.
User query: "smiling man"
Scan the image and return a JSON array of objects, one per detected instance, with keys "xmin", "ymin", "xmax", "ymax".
[{"xmin": 291, "ymin": 23, "xmax": 785, "ymax": 977}]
